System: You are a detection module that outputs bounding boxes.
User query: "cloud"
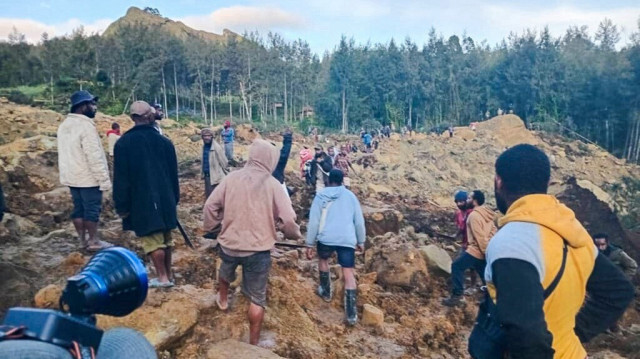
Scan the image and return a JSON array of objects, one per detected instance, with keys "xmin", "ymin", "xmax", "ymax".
[
  {"xmin": 180, "ymin": 6, "xmax": 307, "ymax": 34},
  {"xmin": 0, "ymin": 17, "xmax": 112, "ymax": 43},
  {"xmin": 478, "ymin": 5, "xmax": 640, "ymax": 43}
]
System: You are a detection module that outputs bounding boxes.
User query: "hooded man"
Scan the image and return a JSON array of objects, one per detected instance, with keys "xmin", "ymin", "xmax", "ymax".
[
  {"xmin": 113, "ymin": 101, "xmax": 179, "ymax": 288},
  {"xmin": 203, "ymin": 139, "xmax": 301, "ymax": 346},
  {"xmin": 201, "ymin": 128, "xmax": 228, "ymax": 200},
  {"xmin": 57, "ymin": 90, "xmax": 112, "ymax": 251},
  {"xmin": 221, "ymin": 120, "xmax": 235, "ymax": 164},
  {"xmin": 444, "ymin": 190, "xmax": 497, "ymax": 306},
  {"xmin": 468, "ymin": 144, "xmax": 634, "ymax": 359},
  {"xmin": 305, "ymin": 169, "xmax": 366, "ymax": 326}
]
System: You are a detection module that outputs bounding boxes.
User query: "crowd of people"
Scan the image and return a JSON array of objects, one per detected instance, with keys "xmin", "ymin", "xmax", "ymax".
[{"xmin": 51, "ymin": 90, "xmax": 638, "ymax": 357}]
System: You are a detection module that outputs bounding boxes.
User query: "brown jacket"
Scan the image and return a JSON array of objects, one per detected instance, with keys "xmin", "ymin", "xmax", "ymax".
[
  {"xmin": 203, "ymin": 139, "xmax": 301, "ymax": 252},
  {"xmin": 466, "ymin": 205, "xmax": 497, "ymax": 260}
]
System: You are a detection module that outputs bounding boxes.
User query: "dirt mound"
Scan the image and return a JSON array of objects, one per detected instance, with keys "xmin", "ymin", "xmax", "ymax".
[{"xmin": 476, "ymin": 114, "xmax": 538, "ymax": 147}]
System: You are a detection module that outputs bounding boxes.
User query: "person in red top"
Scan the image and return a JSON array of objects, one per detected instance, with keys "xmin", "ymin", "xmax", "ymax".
[
  {"xmin": 454, "ymin": 191, "xmax": 474, "ymax": 248},
  {"xmin": 453, "ymin": 190, "xmax": 479, "ymax": 293},
  {"xmin": 333, "ymin": 146, "xmax": 357, "ymax": 188}
]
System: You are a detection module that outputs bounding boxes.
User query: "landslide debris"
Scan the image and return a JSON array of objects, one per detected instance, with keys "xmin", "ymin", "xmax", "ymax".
[{"xmin": 0, "ymin": 99, "xmax": 638, "ymax": 358}]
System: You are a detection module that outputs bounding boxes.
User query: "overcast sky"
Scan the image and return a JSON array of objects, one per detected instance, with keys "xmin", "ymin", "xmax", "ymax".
[{"xmin": 0, "ymin": 0, "xmax": 638, "ymax": 53}]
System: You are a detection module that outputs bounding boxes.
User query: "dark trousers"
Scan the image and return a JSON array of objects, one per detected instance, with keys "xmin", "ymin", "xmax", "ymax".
[
  {"xmin": 204, "ymin": 176, "xmax": 218, "ymax": 200},
  {"xmin": 452, "ymin": 252, "xmax": 486, "ymax": 296}
]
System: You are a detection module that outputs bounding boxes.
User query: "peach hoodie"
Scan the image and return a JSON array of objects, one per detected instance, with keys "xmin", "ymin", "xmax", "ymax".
[{"xmin": 203, "ymin": 139, "xmax": 301, "ymax": 252}]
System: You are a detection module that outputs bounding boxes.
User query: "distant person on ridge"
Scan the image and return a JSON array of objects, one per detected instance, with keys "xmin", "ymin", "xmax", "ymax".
[
  {"xmin": 57, "ymin": 90, "xmax": 112, "ymax": 251},
  {"xmin": 113, "ymin": 101, "xmax": 179, "ymax": 288},
  {"xmin": 363, "ymin": 132, "xmax": 372, "ymax": 152},
  {"xmin": 306, "ymin": 169, "xmax": 366, "ymax": 326},
  {"xmin": 221, "ymin": 120, "xmax": 235, "ymax": 165},
  {"xmin": 203, "ymin": 139, "xmax": 302, "ymax": 346},
  {"xmin": 201, "ymin": 128, "xmax": 228, "ymax": 200},
  {"xmin": 443, "ymin": 190, "xmax": 497, "ymax": 307},
  {"xmin": 593, "ymin": 233, "xmax": 637, "ymax": 279},
  {"xmin": 468, "ymin": 144, "xmax": 634, "ymax": 359}
]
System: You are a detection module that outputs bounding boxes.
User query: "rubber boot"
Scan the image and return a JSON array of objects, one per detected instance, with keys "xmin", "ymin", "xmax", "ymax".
[
  {"xmin": 316, "ymin": 271, "xmax": 332, "ymax": 302},
  {"xmin": 345, "ymin": 289, "xmax": 358, "ymax": 326}
]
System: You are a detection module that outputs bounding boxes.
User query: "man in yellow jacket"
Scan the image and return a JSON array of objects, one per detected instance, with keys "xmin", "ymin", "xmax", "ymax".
[
  {"xmin": 443, "ymin": 190, "xmax": 497, "ymax": 306},
  {"xmin": 468, "ymin": 144, "xmax": 634, "ymax": 359}
]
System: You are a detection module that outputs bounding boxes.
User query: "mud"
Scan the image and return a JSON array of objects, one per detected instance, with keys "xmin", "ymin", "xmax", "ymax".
[{"xmin": 0, "ymin": 99, "xmax": 639, "ymax": 358}]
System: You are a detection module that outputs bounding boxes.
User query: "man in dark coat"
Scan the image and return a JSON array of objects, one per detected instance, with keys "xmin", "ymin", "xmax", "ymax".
[
  {"xmin": 309, "ymin": 145, "xmax": 333, "ymax": 193},
  {"xmin": 113, "ymin": 101, "xmax": 179, "ymax": 288}
]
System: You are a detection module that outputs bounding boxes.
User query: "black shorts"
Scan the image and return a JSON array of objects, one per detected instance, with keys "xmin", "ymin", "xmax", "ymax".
[
  {"xmin": 317, "ymin": 242, "xmax": 355, "ymax": 268},
  {"xmin": 219, "ymin": 250, "xmax": 271, "ymax": 308},
  {"xmin": 69, "ymin": 187, "xmax": 102, "ymax": 222}
]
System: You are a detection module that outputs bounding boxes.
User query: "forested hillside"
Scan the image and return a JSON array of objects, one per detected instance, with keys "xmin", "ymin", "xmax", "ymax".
[{"xmin": 1, "ymin": 7, "xmax": 639, "ymax": 161}]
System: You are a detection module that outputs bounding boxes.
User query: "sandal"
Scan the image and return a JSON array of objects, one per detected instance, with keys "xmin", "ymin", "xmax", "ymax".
[
  {"xmin": 86, "ymin": 240, "xmax": 114, "ymax": 252},
  {"xmin": 149, "ymin": 278, "xmax": 175, "ymax": 288},
  {"xmin": 215, "ymin": 293, "xmax": 229, "ymax": 311}
]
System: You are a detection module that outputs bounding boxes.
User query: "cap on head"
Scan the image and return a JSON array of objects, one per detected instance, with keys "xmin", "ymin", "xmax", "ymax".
[
  {"xmin": 329, "ymin": 169, "xmax": 344, "ymax": 185},
  {"xmin": 224, "ymin": 120, "xmax": 231, "ymax": 127},
  {"xmin": 153, "ymin": 103, "xmax": 163, "ymax": 110},
  {"xmin": 70, "ymin": 90, "xmax": 98, "ymax": 108},
  {"xmin": 314, "ymin": 144, "xmax": 323, "ymax": 150},
  {"xmin": 454, "ymin": 191, "xmax": 468, "ymax": 202},
  {"xmin": 129, "ymin": 101, "xmax": 154, "ymax": 117}
]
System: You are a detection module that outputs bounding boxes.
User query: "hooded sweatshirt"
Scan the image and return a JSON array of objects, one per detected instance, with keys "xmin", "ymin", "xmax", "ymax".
[
  {"xmin": 203, "ymin": 139, "xmax": 301, "ymax": 253},
  {"xmin": 465, "ymin": 205, "xmax": 497, "ymax": 259},
  {"xmin": 479, "ymin": 194, "xmax": 634, "ymax": 359},
  {"xmin": 305, "ymin": 186, "xmax": 366, "ymax": 248}
]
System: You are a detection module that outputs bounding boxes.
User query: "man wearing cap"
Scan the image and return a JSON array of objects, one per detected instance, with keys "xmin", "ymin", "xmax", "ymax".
[
  {"xmin": 221, "ymin": 120, "xmax": 235, "ymax": 164},
  {"xmin": 113, "ymin": 101, "xmax": 180, "ymax": 288},
  {"xmin": 57, "ymin": 90, "xmax": 112, "ymax": 251},
  {"xmin": 152, "ymin": 103, "xmax": 164, "ymax": 135},
  {"xmin": 201, "ymin": 128, "xmax": 228, "ymax": 199},
  {"xmin": 309, "ymin": 145, "xmax": 333, "ymax": 193}
]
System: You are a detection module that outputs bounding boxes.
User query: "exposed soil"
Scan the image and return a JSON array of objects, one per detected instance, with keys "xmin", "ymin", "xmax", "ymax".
[{"xmin": 0, "ymin": 98, "xmax": 639, "ymax": 358}]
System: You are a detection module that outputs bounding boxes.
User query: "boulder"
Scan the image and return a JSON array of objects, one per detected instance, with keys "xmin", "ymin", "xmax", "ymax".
[
  {"xmin": 419, "ymin": 245, "xmax": 452, "ymax": 275},
  {"xmin": 362, "ymin": 304, "xmax": 384, "ymax": 327},
  {"xmin": 0, "ymin": 213, "xmax": 41, "ymax": 242},
  {"xmin": 366, "ymin": 243, "xmax": 429, "ymax": 290},
  {"xmin": 362, "ymin": 205, "xmax": 403, "ymax": 236},
  {"xmin": 97, "ymin": 285, "xmax": 212, "ymax": 350},
  {"xmin": 207, "ymin": 339, "xmax": 283, "ymax": 359},
  {"xmin": 34, "ymin": 284, "xmax": 63, "ymax": 309}
]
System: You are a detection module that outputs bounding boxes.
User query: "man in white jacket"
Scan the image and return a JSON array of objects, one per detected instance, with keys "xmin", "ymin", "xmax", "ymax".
[{"xmin": 57, "ymin": 90, "xmax": 112, "ymax": 251}]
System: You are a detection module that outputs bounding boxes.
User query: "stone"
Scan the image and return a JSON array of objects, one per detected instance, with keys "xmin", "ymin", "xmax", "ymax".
[
  {"xmin": 98, "ymin": 285, "xmax": 212, "ymax": 350},
  {"xmin": 34, "ymin": 284, "xmax": 63, "ymax": 309},
  {"xmin": 206, "ymin": 339, "xmax": 283, "ymax": 359},
  {"xmin": 420, "ymin": 244, "xmax": 452, "ymax": 275},
  {"xmin": 362, "ymin": 205, "xmax": 403, "ymax": 236},
  {"xmin": 362, "ymin": 304, "xmax": 384, "ymax": 327},
  {"xmin": 366, "ymin": 243, "xmax": 429, "ymax": 290}
]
